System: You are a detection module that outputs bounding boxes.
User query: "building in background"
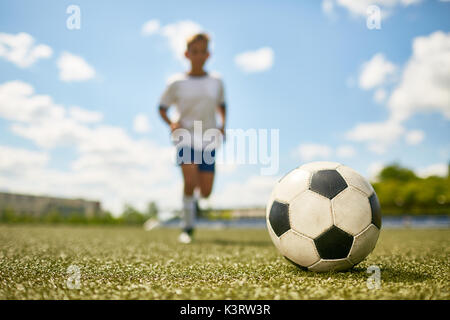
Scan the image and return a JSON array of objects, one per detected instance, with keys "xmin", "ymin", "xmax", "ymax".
[{"xmin": 0, "ymin": 191, "xmax": 102, "ymax": 218}]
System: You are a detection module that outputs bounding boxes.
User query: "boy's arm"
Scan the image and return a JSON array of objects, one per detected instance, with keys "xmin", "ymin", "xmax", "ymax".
[
  {"xmin": 159, "ymin": 105, "xmax": 181, "ymax": 132},
  {"xmin": 217, "ymin": 103, "xmax": 226, "ymax": 134},
  {"xmin": 158, "ymin": 105, "xmax": 172, "ymax": 126}
]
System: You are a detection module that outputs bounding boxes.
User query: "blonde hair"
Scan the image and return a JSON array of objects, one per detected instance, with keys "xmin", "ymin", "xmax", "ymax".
[{"xmin": 186, "ymin": 33, "xmax": 210, "ymax": 50}]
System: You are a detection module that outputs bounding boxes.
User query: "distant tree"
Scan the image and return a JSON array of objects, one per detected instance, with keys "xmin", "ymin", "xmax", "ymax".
[
  {"xmin": 373, "ymin": 163, "xmax": 450, "ymax": 215},
  {"xmin": 146, "ymin": 201, "xmax": 159, "ymax": 219},
  {"xmin": 378, "ymin": 163, "xmax": 417, "ymax": 182},
  {"xmin": 0, "ymin": 207, "xmax": 18, "ymax": 223},
  {"xmin": 99, "ymin": 211, "xmax": 118, "ymax": 225},
  {"xmin": 67, "ymin": 212, "xmax": 87, "ymax": 224},
  {"xmin": 43, "ymin": 209, "xmax": 63, "ymax": 224},
  {"xmin": 121, "ymin": 204, "xmax": 146, "ymax": 225}
]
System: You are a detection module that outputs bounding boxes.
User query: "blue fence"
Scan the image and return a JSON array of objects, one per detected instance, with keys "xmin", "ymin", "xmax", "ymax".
[{"xmin": 157, "ymin": 215, "xmax": 449, "ymax": 230}]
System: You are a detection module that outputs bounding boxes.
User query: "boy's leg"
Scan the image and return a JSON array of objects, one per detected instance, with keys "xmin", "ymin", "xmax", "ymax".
[
  {"xmin": 182, "ymin": 194, "xmax": 196, "ymax": 234},
  {"xmin": 198, "ymin": 171, "xmax": 214, "ymax": 198},
  {"xmin": 198, "ymin": 148, "xmax": 216, "ymax": 206},
  {"xmin": 180, "ymin": 163, "xmax": 199, "ymax": 241}
]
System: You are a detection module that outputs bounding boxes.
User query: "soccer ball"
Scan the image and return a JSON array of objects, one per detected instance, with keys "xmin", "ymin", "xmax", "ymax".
[{"xmin": 266, "ymin": 161, "xmax": 381, "ymax": 272}]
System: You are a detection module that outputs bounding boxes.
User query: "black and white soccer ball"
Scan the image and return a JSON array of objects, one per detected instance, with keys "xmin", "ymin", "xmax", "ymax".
[{"xmin": 266, "ymin": 161, "xmax": 381, "ymax": 272}]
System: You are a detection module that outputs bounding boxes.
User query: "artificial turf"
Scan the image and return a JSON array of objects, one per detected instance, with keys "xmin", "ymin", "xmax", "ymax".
[{"xmin": 0, "ymin": 225, "xmax": 448, "ymax": 299}]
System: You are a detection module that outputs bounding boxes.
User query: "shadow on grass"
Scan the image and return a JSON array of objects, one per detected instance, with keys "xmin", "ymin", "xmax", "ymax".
[
  {"xmin": 361, "ymin": 266, "xmax": 432, "ymax": 283},
  {"xmin": 195, "ymin": 238, "xmax": 272, "ymax": 247},
  {"xmin": 285, "ymin": 261, "xmax": 432, "ymax": 283}
]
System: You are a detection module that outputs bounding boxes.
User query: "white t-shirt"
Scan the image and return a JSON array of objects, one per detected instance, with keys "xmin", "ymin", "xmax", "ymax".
[{"xmin": 159, "ymin": 72, "xmax": 225, "ymax": 150}]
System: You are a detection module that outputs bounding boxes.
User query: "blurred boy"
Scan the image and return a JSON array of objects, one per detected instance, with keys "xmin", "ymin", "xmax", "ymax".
[{"xmin": 158, "ymin": 33, "xmax": 226, "ymax": 243}]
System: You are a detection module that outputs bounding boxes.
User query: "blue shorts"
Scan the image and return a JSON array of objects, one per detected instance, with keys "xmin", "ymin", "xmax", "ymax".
[{"xmin": 176, "ymin": 146, "xmax": 216, "ymax": 172}]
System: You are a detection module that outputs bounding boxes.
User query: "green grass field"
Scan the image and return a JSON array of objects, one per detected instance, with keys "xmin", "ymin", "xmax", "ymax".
[{"xmin": 0, "ymin": 225, "xmax": 449, "ymax": 299}]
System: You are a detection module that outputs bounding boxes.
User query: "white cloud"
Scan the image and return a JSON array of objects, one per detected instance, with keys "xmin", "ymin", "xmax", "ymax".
[
  {"xmin": 359, "ymin": 53, "xmax": 396, "ymax": 90},
  {"xmin": 57, "ymin": 52, "xmax": 96, "ymax": 82},
  {"xmin": 324, "ymin": 0, "xmax": 422, "ymax": 18},
  {"xmin": 294, "ymin": 143, "xmax": 333, "ymax": 161},
  {"xmin": 368, "ymin": 144, "xmax": 388, "ymax": 154},
  {"xmin": 234, "ymin": 47, "xmax": 274, "ymax": 73},
  {"xmin": 0, "ymin": 80, "xmax": 103, "ymax": 148},
  {"xmin": 11, "ymin": 119, "xmax": 91, "ymax": 149},
  {"xmin": 388, "ymin": 31, "xmax": 450, "ymax": 122},
  {"xmin": 347, "ymin": 31, "xmax": 450, "ymax": 154},
  {"xmin": 405, "ymin": 130, "xmax": 424, "ymax": 145},
  {"xmin": 346, "ymin": 120, "xmax": 404, "ymax": 154},
  {"xmin": 216, "ymin": 163, "xmax": 238, "ymax": 175},
  {"xmin": 336, "ymin": 145, "xmax": 357, "ymax": 158},
  {"xmin": 0, "ymin": 145, "xmax": 49, "ymax": 175},
  {"xmin": 367, "ymin": 162, "xmax": 384, "ymax": 181},
  {"xmin": 69, "ymin": 106, "xmax": 103, "ymax": 123},
  {"xmin": 0, "ymin": 80, "xmax": 65, "ymax": 123},
  {"xmin": 292, "ymin": 143, "xmax": 357, "ymax": 160},
  {"xmin": 415, "ymin": 163, "xmax": 448, "ymax": 178},
  {"xmin": 133, "ymin": 113, "xmax": 151, "ymax": 133},
  {"xmin": 142, "ymin": 19, "xmax": 208, "ymax": 63},
  {"xmin": 347, "ymin": 120, "xmax": 425, "ymax": 153},
  {"xmin": 0, "ymin": 32, "xmax": 52, "ymax": 68},
  {"xmin": 141, "ymin": 19, "xmax": 160, "ymax": 36},
  {"xmin": 161, "ymin": 20, "xmax": 203, "ymax": 62},
  {"xmin": 210, "ymin": 175, "xmax": 279, "ymax": 208}
]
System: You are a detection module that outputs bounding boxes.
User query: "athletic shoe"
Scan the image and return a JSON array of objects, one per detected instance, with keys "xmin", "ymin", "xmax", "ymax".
[{"xmin": 178, "ymin": 231, "xmax": 192, "ymax": 244}]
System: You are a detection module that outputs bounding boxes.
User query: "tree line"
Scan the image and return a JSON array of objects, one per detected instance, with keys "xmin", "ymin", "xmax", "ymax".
[
  {"xmin": 0, "ymin": 202, "xmax": 159, "ymax": 225},
  {"xmin": 372, "ymin": 163, "xmax": 449, "ymax": 215}
]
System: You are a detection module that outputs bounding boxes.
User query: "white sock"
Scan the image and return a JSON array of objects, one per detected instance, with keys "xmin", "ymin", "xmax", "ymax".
[{"xmin": 182, "ymin": 194, "xmax": 196, "ymax": 231}]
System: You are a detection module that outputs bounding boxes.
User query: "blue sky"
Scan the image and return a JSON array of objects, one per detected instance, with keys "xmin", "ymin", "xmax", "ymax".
[{"xmin": 0, "ymin": 0, "xmax": 449, "ymax": 213}]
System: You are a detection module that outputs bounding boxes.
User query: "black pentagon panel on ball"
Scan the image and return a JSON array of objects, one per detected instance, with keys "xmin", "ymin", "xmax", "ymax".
[
  {"xmin": 314, "ymin": 225, "xmax": 354, "ymax": 259},
  {"xmin": 310, "ymin": 170, "xmax": 348, "ymax": 199},
  {"xmin": 269, "ymin": 200, "xmax": 290, "ymax": 237},
  {"xmin": 369, "ymin": 193, "xmax": 382, "ymax": 229}
]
